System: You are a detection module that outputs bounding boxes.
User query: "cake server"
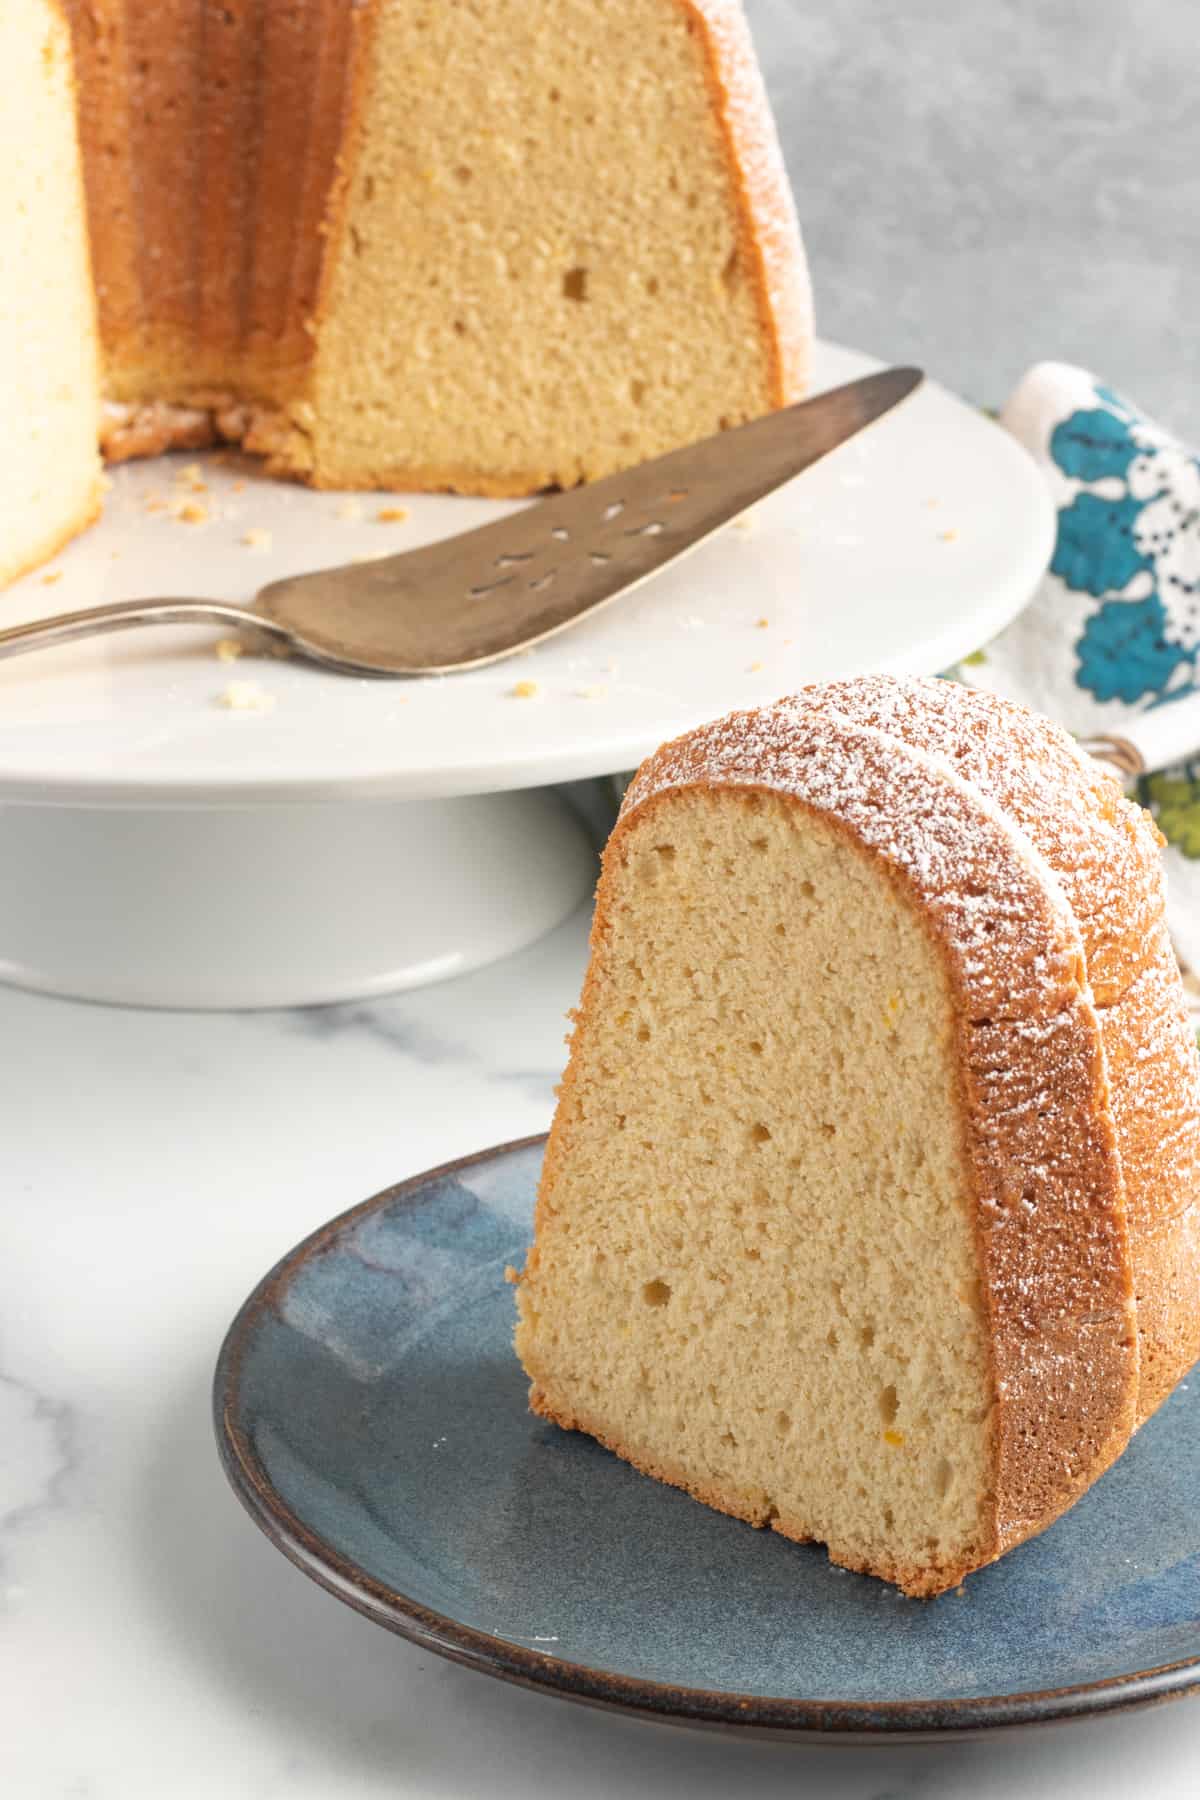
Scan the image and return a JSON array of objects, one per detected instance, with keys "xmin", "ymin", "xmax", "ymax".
[{"xmin": 0, "ymin": 367, "xmax": 920, "ymax": 677}]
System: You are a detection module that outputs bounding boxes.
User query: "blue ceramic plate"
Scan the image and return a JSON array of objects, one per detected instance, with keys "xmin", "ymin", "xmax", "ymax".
[{"xmin": 214, "ymin": 1136, "xmax": 1200, "ymax": 1739}]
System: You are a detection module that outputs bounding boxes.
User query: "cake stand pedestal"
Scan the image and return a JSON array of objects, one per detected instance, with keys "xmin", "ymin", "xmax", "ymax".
[
  {"xmin": 0, "ymin": 789, "xmax": 596, "ymax": 1009},
  {"xmin": 0, "ymin": 342, "xmax": 1054, "ymax": 1009}
]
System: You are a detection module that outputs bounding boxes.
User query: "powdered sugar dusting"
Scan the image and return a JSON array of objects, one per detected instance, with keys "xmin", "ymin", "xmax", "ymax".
[
  {"xmin": 710, "ymin": 676, "xmax": 1200, "ymax": 1419},
  {"xmin": 805, "ymin": 676, "xmax": 1166, "ymax": 1005}
]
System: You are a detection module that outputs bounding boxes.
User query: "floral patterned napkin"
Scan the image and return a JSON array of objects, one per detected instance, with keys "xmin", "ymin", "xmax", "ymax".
[{"xmin": 959, "ymin": 364, "xmax": 1200, "ymax": 984}]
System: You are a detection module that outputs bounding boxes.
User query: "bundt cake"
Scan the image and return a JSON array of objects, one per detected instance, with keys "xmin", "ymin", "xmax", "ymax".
[
  {"xmin": 1, "ymin": 0, "xmax": 102, "ymax": 587},
  {"xmin": 3, "ymin": 1, "xmax": 811, "ymax": 584},
  {"xmin": 514, "ymin": 676, "xmax": 1200, "ymax": 1596}
]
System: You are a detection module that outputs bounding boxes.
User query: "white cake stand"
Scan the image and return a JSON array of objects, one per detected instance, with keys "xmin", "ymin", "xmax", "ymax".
[{"xmin": 0, "ymin": 342, "xmax": 1054, "ymax": 1008}]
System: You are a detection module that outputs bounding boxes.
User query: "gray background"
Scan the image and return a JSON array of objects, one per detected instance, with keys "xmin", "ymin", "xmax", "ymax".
[{"xmin": 748, "ymin": 0, "xmax": 1199, "ymax": 436}]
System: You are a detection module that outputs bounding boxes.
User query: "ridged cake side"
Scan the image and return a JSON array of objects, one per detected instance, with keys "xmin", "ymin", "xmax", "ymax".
[
  {"xmin": 64, "ymin": 0, "xmax": 358, "ymax": 457},
  {"xmin": 244, "ymin": 0, "xmax": 317, "ymax": 380},
  {"xmin": 196, "ymin": 0, "xmax": 261, "ymax": 365},
  {"xmin": 803, "ymin": 676, "xmax": 1200, "ymax": 1422},
  {"xmin": 63, "ymin": 0, "xmax": 142, "ymax": 380}
]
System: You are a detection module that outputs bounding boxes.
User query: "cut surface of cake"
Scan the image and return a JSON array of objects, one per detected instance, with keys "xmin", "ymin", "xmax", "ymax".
[
  {"xmin": 0, "ymin": 0, "xmax": 102, "ymax": 586},
  {"xmin": 511, "ymin": 677, "xmax": 1200, "ymax": 1596},
  {"xmin": 59, "ymin": 0, "xmax": 811, "ymax": 493}
]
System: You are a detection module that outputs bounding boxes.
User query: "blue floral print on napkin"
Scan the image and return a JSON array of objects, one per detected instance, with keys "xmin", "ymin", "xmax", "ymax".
[{"xmin": 1046, "ymin": 384, "xmax": 1200, "ymax": 706}]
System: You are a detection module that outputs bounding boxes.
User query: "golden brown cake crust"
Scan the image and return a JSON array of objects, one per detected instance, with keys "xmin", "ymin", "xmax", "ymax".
[
  {"xmin": 526, "ymin": 684, "xmax": 1142, "ymax": 1597},
  {"xmin": 60, "ymin": 0, "xmax": 143, "ymax": 366},
  {"xmin": 679, "ymin": 0, "xmax": 812, "ymax": 406}
]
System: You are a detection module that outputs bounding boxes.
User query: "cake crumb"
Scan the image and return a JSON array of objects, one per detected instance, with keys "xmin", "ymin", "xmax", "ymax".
[
  {"xmin": 925, "ymin": 497, "xmax": 939, "ymax": 508},
  {"xmin": 215, "ymin": 638, "xmax": 244, "ymax": 664},
  {"xmin": 377, "ymin": 505, "xmax": 409, "ymax": 523},
  {"xmin": 747, "ymin": 661, "xmax": 764, "ymax": 674},
  {"xmin": 511, "ymin": 679, "xmax": 541, "ymax": 699},
  {"xmin": 176, "ymin": 461, "xmax": 205, "ymax": 486},
  {"xmin": 176, "ymin": 501, "xmax": 209, "ymax": 525},
  {"xmin": 336, "ymin": 498, "xmax": 364, "ymax": 521},
  {"xmin": 216, "ymin": 679, "xmax": 275, "ymax": 712},
  {"xmin": 576, "ymin": 683, "xmax": 607, "ymax": 700},
  {"xmin": 241, "ymin": 527, "xmax": 273, "ymax": 552},
  {"xmin": 939, "ymin": 528, "xmax": 958, "ymax": 543},
  {"xmin": 732, "ymin": 511, "xmax": 757, "ymax": 533},
  {"xmin": 504, "ymin": 1265, "xmax": 521, "ymax": 1285},
  {"xmin": 231, "ymin": 480, "xmax": 247, "ymax": 495},
  {"xmin": 41, "ymin": 570, "xmax": 62, "ymax": 586},
  {"xmin": 756, "ymin": 617, "xmax": 770, "ymax": 629}
]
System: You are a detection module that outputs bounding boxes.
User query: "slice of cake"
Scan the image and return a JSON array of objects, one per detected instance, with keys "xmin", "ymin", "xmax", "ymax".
[
  {"xmin": 512, "ymin": 679, "xmax": 1186, "ymax": 1596},
  {"xmin": 0, "ymin": 0, "xmax": 102, "ymax": 586}
]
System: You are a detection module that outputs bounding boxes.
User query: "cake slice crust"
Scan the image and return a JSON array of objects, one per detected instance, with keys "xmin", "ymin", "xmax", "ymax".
[{"xmin": 516, "ymin": 699, "xmax": 1139, "ymax": 1595}]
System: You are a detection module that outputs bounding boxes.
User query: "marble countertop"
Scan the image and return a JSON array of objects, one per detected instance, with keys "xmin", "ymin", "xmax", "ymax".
[{"xmin": 6, "ymin": 892, "xmax": 1200, "ymax": 1798}]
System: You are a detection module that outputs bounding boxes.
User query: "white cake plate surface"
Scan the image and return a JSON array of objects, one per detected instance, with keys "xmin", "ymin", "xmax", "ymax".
[
  {"xmin": 0, "ymin": 341, "xmax": 1053, "ymax": 1007},
  {"xmin": 0, "ymin": 341, "xmax": 1052, "ymax": 808}
]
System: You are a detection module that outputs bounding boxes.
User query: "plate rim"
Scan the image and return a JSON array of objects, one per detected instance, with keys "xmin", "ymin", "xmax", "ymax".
[{"xmin": 212, "ymin": 1134, "xmax": 1200, "ymax": 1741}]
